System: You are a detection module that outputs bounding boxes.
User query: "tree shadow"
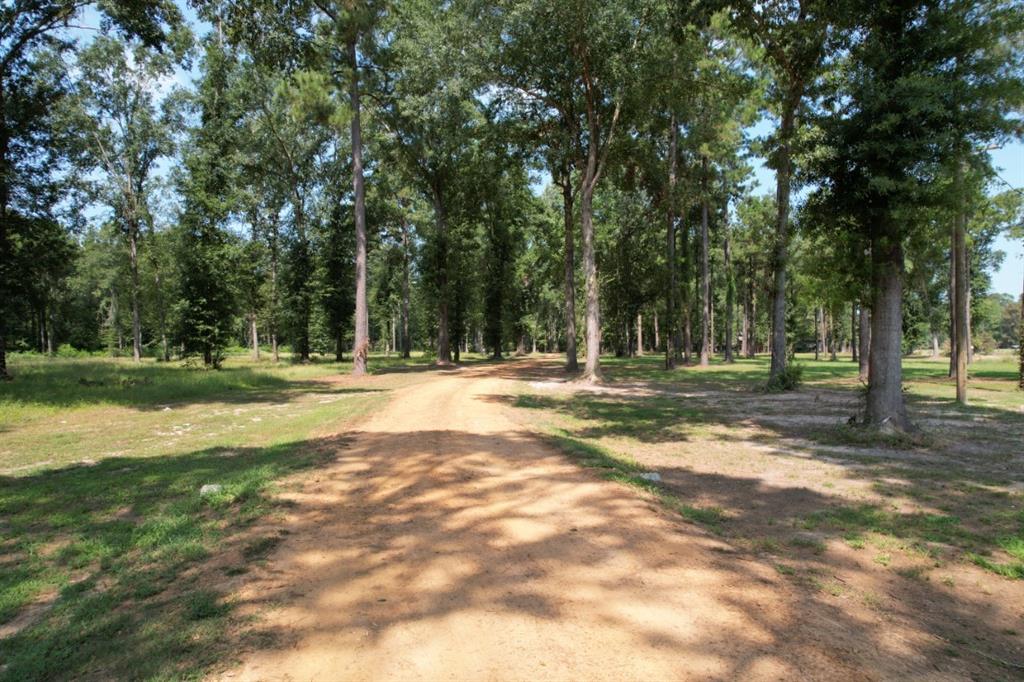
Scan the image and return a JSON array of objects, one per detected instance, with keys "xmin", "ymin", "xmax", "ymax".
[
  {"xmin": 211, "ymin": 427, "xmax": 1016, "ymax": 679},
  {"xmin": 0, "ymin": 361, "xmax": 386, "ymax": 412}
]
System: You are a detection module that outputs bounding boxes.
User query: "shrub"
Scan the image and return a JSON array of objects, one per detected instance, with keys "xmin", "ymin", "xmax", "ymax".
[{"xmin": 763, "ymin": 363, "xmax": 804, "ymax": 392}]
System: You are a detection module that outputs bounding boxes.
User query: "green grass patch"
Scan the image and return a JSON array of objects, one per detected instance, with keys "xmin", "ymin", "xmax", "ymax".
[
  {"xmin": 0, "ymin": 353, "xmax": 416, "ymax": 680},
  {"xmin": 544, "ymin": 428, "xmax": 725, "ymax": 530}
]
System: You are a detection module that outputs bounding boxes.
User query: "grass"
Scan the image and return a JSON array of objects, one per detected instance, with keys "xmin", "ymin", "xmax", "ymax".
[
  {"xmin": 0, "ymin": 351, "xmax": 426, "ymax": 680},
  {"xmin": 543, "ymin": 428, "xmax": 725, "ymax": 530},
  {"xmin": 511, "ymin": 351, "xmax": 1024, "ymax": 582}
]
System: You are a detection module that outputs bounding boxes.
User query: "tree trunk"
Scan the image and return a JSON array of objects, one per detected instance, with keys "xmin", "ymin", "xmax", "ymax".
[
  {"xmin": 561, "ymin": 172, "xmax": 578, "ymax": 372},
  {"xmin": 251, "ymin": 314, "xmax": 260, "ymax": 360},
  {"xmin": 665, "ymin": 116, "xmax": 678, "ymax": 369},
  {"xmin": 401, "ymin": 214, "xmax": 411, "ymax": 359},
  {"xmin": 851, "ymin": 304, "xmax": 858, "ymax": 362},
  {"xmin": 724, "ymin": 232, "xmax": 734, "ymax": 363},
  {"xmin": 126, "ymin": 220, "xmax": 142, "ymax": 362},
  {"xmin": 740, "ymin": 276, "xmax": 749, "ymax": 358},
  {"xmin": 432, "ymin": 188, "xmax": 451, "ymax": 364},
  {"xmin": 0, "ymin": 82, "xmax": 10, "ymax": 379},
  {"xmin": 681, "ymin": 217, "xmax": 692, "ymax": 364},
  {"xmin": 1018, "ymin": 269, "xmax": 1023, "ymax": 390},
  {"xmin": 350, "ymin": 37, "xmax": 369, "ymax": 376},
  {"xmin": 966, "ymin": 275, "xmax": 973, "ymax": 365},
  {"xmin": 953, "ymin": 176, "xmax": 969, "ymax": 403},
  {"xmin": 747, "ymin": 270, "xmax": 756, "ymax": 358},
  {"xmin": 769, "ymin": 104, "xmax": 796, "ymax": 382},
  {"xmin": 814, "ymin": 307, "xmax": 821, "ymax": 361},
  {"xmin": 931, "ymin": 333, "xmax": 939, "ymax": 358},
  {"xmin": 269, "ymin": 215, "xmax": 280, "ymax": 362},
  {"xmin": 653, "ymin": 311, "xmax": 660, "ymax": 350},
  {"xmin": 865, "ymin": 228, "xmax": 909, "ymax": 430},
  {"xmin": 636, "ymin": 313, "xmax": 644, "ymax": 356},
  {"xmin": 580, "ymin": 179, "xmax": 601, "ymax": 381},
  {"xmin": 830, "ymin": 309, "xmax": 838, "ymax": 361},
  {"xmin": 859, "ymin": 303, "xmax": 870, "ymax": 382},
  {"xmin": 699, "ymin": 165, "xmax": 711, "ymax": 367}
]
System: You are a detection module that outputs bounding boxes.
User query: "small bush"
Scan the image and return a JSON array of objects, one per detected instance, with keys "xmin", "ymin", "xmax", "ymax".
[{"xmin": 763, "ymin": 363, "xmax": 803, "ymax": 392}]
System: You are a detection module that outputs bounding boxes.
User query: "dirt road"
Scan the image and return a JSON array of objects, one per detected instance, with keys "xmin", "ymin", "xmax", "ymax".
[{"xmin": 219, "ymin": 362, "xmax": 918, "ymax": 681}]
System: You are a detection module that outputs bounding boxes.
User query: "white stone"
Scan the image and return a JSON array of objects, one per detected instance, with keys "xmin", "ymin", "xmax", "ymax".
[
  {"xmin": 637, "ymin": 472, "xmax": 661, "ymax": 482},
  {"xmin": 200, "ymin": 484, "xmax": 223, "ymax": 496}
]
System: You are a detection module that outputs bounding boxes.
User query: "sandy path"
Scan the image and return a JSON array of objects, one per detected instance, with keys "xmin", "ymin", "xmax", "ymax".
[{"xmin": 219, "ymin": 362, "xmax": 905, "ymax": 681}]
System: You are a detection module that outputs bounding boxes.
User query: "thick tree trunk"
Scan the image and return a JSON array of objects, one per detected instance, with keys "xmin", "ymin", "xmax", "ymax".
[
  {"xmin": 561, "ymin": 174, "xmax": 578, "ymax": 372},
  {"xmin": 580, "ymin": 180, "xmax": 601, "ymax": 381},
  {"xmin": 1019, "ymin": 270, "xmax": 1023, "ymax": 390},
  {"xmin": 865, "ymin": 229, "xmax": 909, "ymax": 430},
  {"xmin": 953, "ymin": 183, "xmax": 969, "ymax": 403},
  {"xmin": 636, "ymin": 313, "xmax": 644, "ymax": 356},
  {"xmin": 747, "ymin": 270, "xmax": 756, "ymax": 358},
  {"xmin": 269, "ymin": 216, "xmax": 280, "ymax": 363},
  {"xmin": 859, "ymin": 303, "xmax": 870, "ymax": 382},
  {"xmin": 851, "ymin": 304, "xmax": 858, "ymax": 362},
  {"xmin": 966, "ymin": 276, "xmax": 973, "ymax": 365},
  {"xmin": 401, "ymin": 214, "xmax": 411, "ymax": 359},
  {"xmin": 433, "ymin": 189, "xmax": 451, "ymax": 365},
  {"xmin": 814, "ymin": 307, "xmax": 821, "ymax": 361},
  {"xmin": 769, "ymin": 106, "xmax": 796, "ymax": 382},
  {"xmin": 0, "ymin": 83, "xmax": 9, "ymax": 379},
  {"xmin": 724, "ymin": 233, "xmax": 734, "ymax": 363},
  {"xmin": 699, "ymin": 183, "xmax": 710, "ymax": 367},
  {"xmin": 350, "ymin": 38, "xmax": 369, "ymax": 376},
  {"xmin": 251, "ymin": 314, "xmax": 260, "ymax": 361},
  {"xmin": 682, "ymin": 218, "xmax": 692, "ymax": 365},
  {"xmin": 829, "ymin": 309, "xmax": 837, "ymax": 361},
  {"xmin": 665, "ymin": 116, "xmax": 678, "ymax": 369},
  {"xmin": 128, "ymin": 222, "xmax": 142, "ymax": 362}
]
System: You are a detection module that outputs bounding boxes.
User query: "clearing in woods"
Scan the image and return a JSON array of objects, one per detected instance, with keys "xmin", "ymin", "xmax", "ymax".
[{"xmin": 2, "ymin": 353, "xmax": 1023, "ymax": 679}]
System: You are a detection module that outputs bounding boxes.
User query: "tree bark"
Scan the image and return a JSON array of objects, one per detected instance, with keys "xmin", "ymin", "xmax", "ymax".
[
  {"xmin": 580, "ymin": 179, "xmax": 601, "ymax": 381},
  {"xmin": 251, "ymin": 314, "xmax": 260, "ymax": 361},
  {"xmin": 865, "ymin": 228, "xmax": 909, "ymax": 430},
  {"xmin": 560, "ymin": 171, "xmax": 578, "ymax": 372},
  {"xmin": 814, "ymin": 307, "xmax": 821, "ymax": 361},
  {"xmin": 653, "ymin": 310, "xmax": 660, "ymax": 350},
  {"xmin": 953, "ymin": 173, "xmax": 969, "ymax": 403},
  {"xmin": 350, "ymin": 37, "xmax": 369, "ymax": 376},
  {"xmin": 636, "ymin": 313, "xmax": 644, "ymax": 356},
  {"xmin": 724, "ymin": 232, "xmax": 734, "ymax": 363},
  {"xmin": 699, "ymin": 167, "xmax": 711, "ymax": 367},
  {"xmin": 829, "ymin": 308, "xmax": 837, "ymax": 361},
  {"xmin": 851, "ymin": 303, "xmax": 858, "ymax": 362},
  {"xmin": 682, "ymin": 217, "xmax": 692, "ymax": 364},
  {"xmin": 401, "ymin": 214, "xmax": 411, "ymax": 359},
  {"xmin": 1018, "ymin": 268, "xmax": 1023, "ymax": 390},
  {"xmin": 0, "ymin": 81, "xmax": 10, "ymax": 379},
  {"xmin": 747, "ymin": 268, "xmax": 756, "ymax": 358},
  {"xmin": 433, "ymin": 188, "xmax": 451, "ymax": 364},
  {"xmin": 769, "ymin": 103, "xmax": 796, "ymax": 382},
  {"xmin": 859, "ymin": 303, "xmax": 870, "ymax": 382},
  {"xmin": 128, "ymin": 220, "xmax": 142, "ymax": 362},
  {"xmin": 665, "ymin": 116, "xmax": 678, "ymax": 368}
]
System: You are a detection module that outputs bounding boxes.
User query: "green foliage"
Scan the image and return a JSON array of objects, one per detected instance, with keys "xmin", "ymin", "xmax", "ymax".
[
  {"xmin": 172, "ymin": 38, "xmax": 243, "ymax": 367},
  {"xmin": 763, "ymin": 362, "xmax": 803, "ymax": 392}
]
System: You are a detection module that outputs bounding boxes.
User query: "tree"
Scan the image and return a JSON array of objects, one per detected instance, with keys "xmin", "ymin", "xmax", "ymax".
[
  {"xmin": 813, "ymin": 0, "xmax": 1024, "ymax": 429},
  {"xmin": 731, "ymin": 0, "xmax": 835, "ymax": 385},
  {"xmin": 64, "ymin": 35, "xmax": 182, "ymax": 362},
  {"xmin": 173, "ymin": 36, "xmax": 241, "ymax": 367},
  {"xmin": 0, "ymin": 0, "xmax": 182, "ymax": 376}
]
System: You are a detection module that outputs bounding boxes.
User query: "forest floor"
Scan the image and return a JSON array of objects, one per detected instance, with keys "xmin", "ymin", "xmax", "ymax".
[{"xmin": 1, "ymin": 351, "xmax": 1023, "ymax": 679}]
